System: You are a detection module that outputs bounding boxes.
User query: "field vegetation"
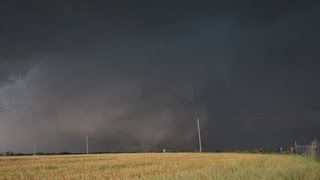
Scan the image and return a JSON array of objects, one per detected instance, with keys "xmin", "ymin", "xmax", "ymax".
[{"xmin": 0, "ymin": 153, "xmax": 319, "ymax": 179}]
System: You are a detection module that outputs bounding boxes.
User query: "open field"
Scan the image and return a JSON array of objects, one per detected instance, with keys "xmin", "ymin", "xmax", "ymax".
[{"xmin": 0, "ymin": 153, "xmax": 319, "ymax": 180}]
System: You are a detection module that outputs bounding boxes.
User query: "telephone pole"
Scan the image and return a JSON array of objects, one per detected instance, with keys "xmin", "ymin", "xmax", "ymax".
[
  {"xmin": 33, "ymin": 144, "xmax": 36, "ymax": 156},
  {"xmin": 197, "ymin": 118, "xmax": 202, "ymax": 153},
  {"xmin": 86, "ymin": 135, "xmax": 89, "ymax": 155}
]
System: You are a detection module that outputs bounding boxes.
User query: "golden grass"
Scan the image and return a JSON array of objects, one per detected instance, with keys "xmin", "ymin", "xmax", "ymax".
[{"xmin": 0, "ymin": 153, "xmax": 319, "ymax": 180}]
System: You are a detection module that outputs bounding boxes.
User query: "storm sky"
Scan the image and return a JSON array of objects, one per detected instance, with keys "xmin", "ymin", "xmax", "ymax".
[{"xmin": 0, "ymin": 0, "xmax": 320, "ymax": 153}]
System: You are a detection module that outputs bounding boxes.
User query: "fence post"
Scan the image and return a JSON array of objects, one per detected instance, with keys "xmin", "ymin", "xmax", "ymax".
[{"xmin": 295, "ymin": 142, "xmax": 297, "ymax": 154}]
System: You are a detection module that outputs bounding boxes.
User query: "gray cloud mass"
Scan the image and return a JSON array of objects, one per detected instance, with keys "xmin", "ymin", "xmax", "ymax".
[{"xmin": 0, "ymin": 0, "xmax": 320, "ymax": 153}]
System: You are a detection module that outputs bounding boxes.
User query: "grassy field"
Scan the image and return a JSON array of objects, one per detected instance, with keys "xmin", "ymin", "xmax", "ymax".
[{"xmin": 0, "ymin": 153, "xmax": 319, "ymax": 180}]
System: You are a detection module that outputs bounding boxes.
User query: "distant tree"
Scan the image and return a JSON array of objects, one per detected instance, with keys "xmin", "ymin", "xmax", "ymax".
[
  {"xmin": 5, "ymin": 151, "xmax": 14, "ymax": 156},
  {"xmin": 59, "ymin": 152, "xmax": 71, "ymax": 155}
]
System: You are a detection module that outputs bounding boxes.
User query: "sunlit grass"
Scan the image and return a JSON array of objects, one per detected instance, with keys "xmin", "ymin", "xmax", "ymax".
[{"xmin": 0, "ymin": 153, "xmax": 319, "ymax": 179}]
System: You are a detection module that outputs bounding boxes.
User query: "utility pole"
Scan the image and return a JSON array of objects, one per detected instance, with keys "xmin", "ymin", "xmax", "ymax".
[
  {"xmin": 197, "ymin": 118, "xmax": 202, "ymax": 153},
  {"xmin": 86, "ymin": 135, "xmax": 89, "ymax": 155},
  {"xmin": 33, "ymin": 144, "xmax": 36, "ymax": 156}
]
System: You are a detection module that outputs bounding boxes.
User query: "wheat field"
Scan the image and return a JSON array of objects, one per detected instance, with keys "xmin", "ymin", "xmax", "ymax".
[{"xmin": 0, "ymin": 153, "xmax": 319, "ymax": 180}]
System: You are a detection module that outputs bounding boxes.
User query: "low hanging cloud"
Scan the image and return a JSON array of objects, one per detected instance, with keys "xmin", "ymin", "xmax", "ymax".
[{"xmin": 0, "ymin": 58, "xmax": 201, "ymax": 153}]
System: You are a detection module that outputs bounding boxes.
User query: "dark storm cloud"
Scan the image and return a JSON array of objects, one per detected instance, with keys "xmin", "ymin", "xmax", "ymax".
[
  {"xmin": 0, "ymin": 0, "xmax": 320, "ymax": 153},
  {"xmin": 0, "ymin": 0, "xmax": 317, "ymax": 58},
  {"xmin": 0, "ymin": 60, "xmax": 34, "ymax": 86}
]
